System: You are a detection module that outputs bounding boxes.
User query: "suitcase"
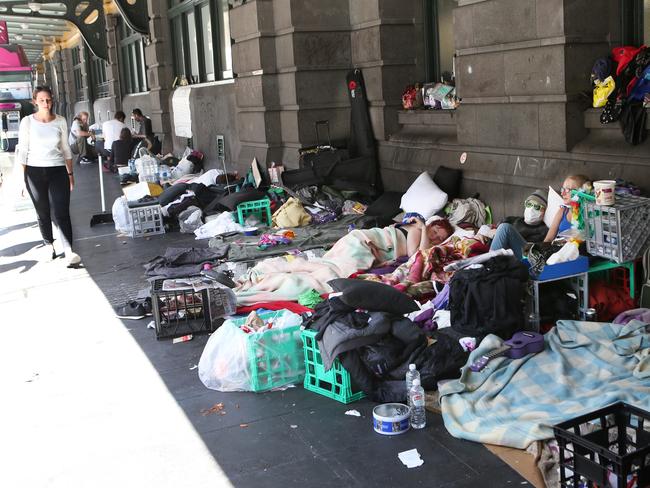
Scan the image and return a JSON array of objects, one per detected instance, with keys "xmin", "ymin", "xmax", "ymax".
[{"xmin": 298, "ymin": 120, "xmax": 349, "ymax": 179}]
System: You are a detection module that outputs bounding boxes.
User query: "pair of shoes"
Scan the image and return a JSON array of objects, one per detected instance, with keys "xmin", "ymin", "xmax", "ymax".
[
  {"xmin": 114, "ymin": 301, "xmax": 147, "ymax": 320},
  {"xmin": 66, "ymin": 252, "xmax": 81, "ymax": 267},
  {"xmin": 80, "ymin": 157, "xmax": 96, "ymax": 165}
]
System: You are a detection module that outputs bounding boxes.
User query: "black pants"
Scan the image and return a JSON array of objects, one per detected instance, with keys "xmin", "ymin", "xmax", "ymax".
[{"xmin": 24, "ymin": 165, "xmax": 73, "ymax": 248}]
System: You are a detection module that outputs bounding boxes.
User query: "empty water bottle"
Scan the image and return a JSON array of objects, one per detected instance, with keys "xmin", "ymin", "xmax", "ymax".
[
  {"xmin": 409, "ymin": 378, "xmax": 426, "ymax": 429},
  {"xmin": 405, "ymin": 363, "xmax": 420, "ymax": 407}
]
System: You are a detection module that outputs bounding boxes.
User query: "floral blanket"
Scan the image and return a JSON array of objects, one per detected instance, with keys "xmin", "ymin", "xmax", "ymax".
[{"xmin": 357, "ymin": 235, "xmax": 489, "ymax": 297}]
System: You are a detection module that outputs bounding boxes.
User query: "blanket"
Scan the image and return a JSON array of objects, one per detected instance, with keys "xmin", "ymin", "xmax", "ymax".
[
  {"xmin": 357, "ymin": 235, "xmax": 489, "ymax": 296},
  {"xmin": 234, "ymin": 227, "xmax": 405, "ymax": 305},
  {"xmin": 439, "ymin": 320, "xmax": 650, "ymax": 449}
]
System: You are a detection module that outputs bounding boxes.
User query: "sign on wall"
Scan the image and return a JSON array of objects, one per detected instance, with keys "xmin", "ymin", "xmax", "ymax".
[{"xmin": 172, "ymin": 86, "xmax": 192, "ymax": 138}]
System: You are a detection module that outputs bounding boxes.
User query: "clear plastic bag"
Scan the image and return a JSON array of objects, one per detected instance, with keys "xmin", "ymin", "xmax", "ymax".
[
  {"xmin": 112, "ymin": 196, "xmax": 131, "ymax": 234},
  {"xmin": 198, "ymin": 322, "xmax": 251, "ymax": 392},
  {"xmin": 178, "ymin": 206, "xmax": 203, "ymax": 233},
  {"xmin": 198, "ymin": 310, "xmax": 304, "ymax": 392}
]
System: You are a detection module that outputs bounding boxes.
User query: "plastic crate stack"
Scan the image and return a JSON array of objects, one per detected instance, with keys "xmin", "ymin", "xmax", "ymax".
[
  {"xmin": 554, "ymin": 402, "xmax": 650, "ymax": 487},
  {"xmin": 301, "ymin": 328, "xmax": 365, "ymax": 404},
  {"xmin": 581, "ymin": 194, "xmax": 650, "ymax": 263},
  {"xmin": 128, "ymin": 204, "xmax": 164, "ymax": 238}
]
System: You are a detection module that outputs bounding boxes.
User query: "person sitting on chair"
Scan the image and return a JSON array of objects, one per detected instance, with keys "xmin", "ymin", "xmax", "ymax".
[
  {"xmin": 101, "ymin": 111, "xmax": 128, "ymax": 159},
  {"xmin": 68, "ymin": 111, "xmax": 96, "ymax": 164},
  {"xmin": 107, "ymin": 128, "xmax": 136, "ymax": 172},
  {"xmin": 131, "ymin": 108, "xmax": 154, "ymax": 143}
]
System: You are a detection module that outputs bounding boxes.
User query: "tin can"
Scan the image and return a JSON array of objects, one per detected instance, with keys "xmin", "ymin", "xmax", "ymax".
[
  {"xmin": 172, "ymin": 334, "xmax": 193, "ymax": 344},
  {"xmin": 585, "ymin": 308, "xmax": 597, "ymax": 321}
]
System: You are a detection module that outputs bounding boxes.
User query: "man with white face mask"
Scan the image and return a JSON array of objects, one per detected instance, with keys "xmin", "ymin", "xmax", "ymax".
[{"xmin": 489, "ymin": 190, "xmax": 549, "ymax": 259}]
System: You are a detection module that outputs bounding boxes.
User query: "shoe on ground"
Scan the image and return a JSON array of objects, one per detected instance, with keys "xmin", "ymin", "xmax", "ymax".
[
  {"xmin": 80, "ymin": 157, "xmax": 95, "ymax": 165},
  {"xmin": 66, "ymin": 252, "xmax": 81, "ymax": 267},
  {"xmin": 114, "ymin": 301, "xmax": 147, "ymax": 320}
]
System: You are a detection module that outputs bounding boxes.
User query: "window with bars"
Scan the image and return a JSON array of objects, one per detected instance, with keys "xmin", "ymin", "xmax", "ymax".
[
  {"xmin": 71, "ymin": 45, "xmax": 86, "ymax": 102},
  {"xmin": 91, "ymin": 57, "xmax": 109, "ymax": 98},
  {"xmin": 169, "ymin": 0, "xmax": 232, "ymax": 84},
  {"xmin": 118, "ymin": 18, "xmax": 148, "ymax": 94},
  {"xmin": 423, "ymin": 0, "xmax": 456, "ymax": 83}
]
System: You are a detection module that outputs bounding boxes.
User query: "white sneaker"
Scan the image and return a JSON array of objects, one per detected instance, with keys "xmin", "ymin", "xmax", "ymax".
[{"xmin": 66, "ymin": 252, "xmax": 81, "ymax": 267}]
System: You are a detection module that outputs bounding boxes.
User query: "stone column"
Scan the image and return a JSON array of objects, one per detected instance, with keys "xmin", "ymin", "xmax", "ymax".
[
  {"xmin": 273, "ymin": 0, "xmax": 351, "ymax": 166},
  {"xmin": 230, "ymin": 0, "xmax": 283, "ymax": 169},
  {"xmin": 454, "ymin": 0, "xmax": 617, "ymax": 153},
  {"xmin": 104, "ymin": 14, "xmax": 122, "ymax": 111},
  {"xmin": 349, "ymin": 0, "xmax": 417, "ymax": 141},
  {"xmin": 145, "ymin": 0, "xmax": 175, "ymax": 152}
]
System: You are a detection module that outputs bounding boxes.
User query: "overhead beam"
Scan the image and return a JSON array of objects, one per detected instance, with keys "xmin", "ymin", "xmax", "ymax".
[
  {"xmin": 0, "ymin": 1, "xmax": 109, "ymax": 60},
  {"xmin": 113, "ymin": 0, "xmax": 149, "ymax": 34}
]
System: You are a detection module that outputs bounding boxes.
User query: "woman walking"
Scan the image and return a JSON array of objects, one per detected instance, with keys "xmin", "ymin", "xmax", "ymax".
[{"xmin": 16, "ymin": 86, "xmax": 80, "ymax": 266}]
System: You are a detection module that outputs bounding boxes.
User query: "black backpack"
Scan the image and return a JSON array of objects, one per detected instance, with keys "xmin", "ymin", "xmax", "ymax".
[{"xmin": 449, "ymin": 255, "xmax": 529, "ymax": 339}]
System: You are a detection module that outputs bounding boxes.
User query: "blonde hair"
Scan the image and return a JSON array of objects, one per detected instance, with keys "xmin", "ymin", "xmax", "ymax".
[{"xmin": 565, "ymin": 174, "xmax": 589, "ymax": 187}]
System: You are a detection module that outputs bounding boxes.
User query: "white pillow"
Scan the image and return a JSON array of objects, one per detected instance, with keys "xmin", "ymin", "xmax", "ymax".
[{"xmin": 400, "ymin": 171, "xmax": 448, "ymax": 219}]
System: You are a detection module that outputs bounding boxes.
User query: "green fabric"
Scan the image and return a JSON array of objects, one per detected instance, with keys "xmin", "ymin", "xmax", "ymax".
[{"xmin": 298, "ymin": 289, "xmax": 324, "ymax": 308}]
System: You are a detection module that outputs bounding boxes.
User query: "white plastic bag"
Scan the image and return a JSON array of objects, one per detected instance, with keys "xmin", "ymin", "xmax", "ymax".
[
  {"xmin": 198, "ymin": 322, "xmax": 251, "ymax": 391},
  {"xmin": 198, "ymin": 310, "xmax": 304, "ymax": 392},
  {"xmin": 171, "ymin": 158, "xmax": 194, "ymax": 179},
  {"xmin": 546, "ymin": 241, "xmax": 580, "ymax": 265},
  {"xmin": 194, "ymin": 211, "xmax": 244, "ymax": 239},
  {"xmin": 178, "ymin": 206, "xmax": 203, "ymax": 233},
  {"xmin": 112, "ymin": 196, "xmax": 131, "ymax": 234}
]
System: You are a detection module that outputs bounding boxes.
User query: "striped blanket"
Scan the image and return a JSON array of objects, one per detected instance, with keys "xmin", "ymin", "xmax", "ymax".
[{"xmin": 439, "ymin": 320, "xmax": 650, "ymax": 449}]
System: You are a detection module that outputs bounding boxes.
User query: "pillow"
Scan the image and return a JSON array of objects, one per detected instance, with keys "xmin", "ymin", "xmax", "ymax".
[
  {"xmin": 365, "ymin": 191, "xmax": 403, "ymax": 218},
  {"xmin": 328, "ymin": 278, "xmax": 419, "ymax": 315},
  {"xmin": 400, "ymin": 171, "xmax": 448, "ymax": 219},
  {"xmin": 433, "ymin": 166, "xmax": 462, "ymax": 201},
  {"xmin": 214, "ymin": 189, "xmax": 266, "ymax": 211}
]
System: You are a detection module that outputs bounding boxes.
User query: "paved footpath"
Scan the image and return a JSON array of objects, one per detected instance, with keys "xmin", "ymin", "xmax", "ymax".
[{"xmin": 0, "ymin": 153, "xmax": 232, "ymax": 488}]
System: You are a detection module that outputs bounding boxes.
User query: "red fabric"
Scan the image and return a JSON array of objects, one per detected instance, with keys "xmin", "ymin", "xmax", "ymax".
[
  {"xmin": 588, "ymin": 281, "xmax": 635, "ymax": 322},
  {"xmin": 236, "ymin": 301, "xmax": 313, "ymax": 315},
  {"xmin": 611, "ymin": 45, "xmax": 645, "ymax": 76}
]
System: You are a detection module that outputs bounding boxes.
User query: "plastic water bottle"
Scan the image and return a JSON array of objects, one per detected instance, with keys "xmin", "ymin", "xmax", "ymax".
[
  {"xmin": 405, "ymin": 363, "xmax": 420, "ymax": 407},
  {"xmin": 128, "ymin": 158, "xmax": 136, "ymax": 174},
  {"xmin": 409, "ymin": 378, "xmax": 426, "ymax": 429}
]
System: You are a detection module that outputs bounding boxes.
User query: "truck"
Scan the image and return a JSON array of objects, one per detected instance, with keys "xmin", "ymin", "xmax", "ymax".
[{"xmin": 0, "ymin": 41, "xmax": 33, "ymax": 152}]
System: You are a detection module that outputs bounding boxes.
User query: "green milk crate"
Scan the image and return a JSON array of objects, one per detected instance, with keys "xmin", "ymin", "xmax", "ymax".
[
  {"xmin": 231, "ymin": 311, "xmax": 304, "ymax": 392},
  {"xmin": 236, "ymin": 198, "xmax": 272, "ymax": 226},
  {"xmin": 301, "ymin": 328, "xmax": 365, "ymax": 404}
]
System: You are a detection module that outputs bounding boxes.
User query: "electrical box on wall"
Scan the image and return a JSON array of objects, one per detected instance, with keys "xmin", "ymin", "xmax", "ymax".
[{"xmin": 216, "ymin": 135, "xmax": 225, "ymax": 161}]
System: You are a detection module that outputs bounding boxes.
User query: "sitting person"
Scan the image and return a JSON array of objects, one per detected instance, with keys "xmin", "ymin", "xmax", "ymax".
[
  {"xmin": 489, "ymin": 190, "xmax": 549, "ymax": 259},
  {"xmin": 68, "ymin": 111, "xmax": 96, "ymax": 164},
  {"xmin": 490, "ymin": 175, "xmax": 589, "ymax": 259},
  {"xmin": 107, "ymin": 128, "xmax": 136, "ymax": 171},
  {"xmin": 544, "ymin": 174, "xmax": 589, "ymax": 242}
]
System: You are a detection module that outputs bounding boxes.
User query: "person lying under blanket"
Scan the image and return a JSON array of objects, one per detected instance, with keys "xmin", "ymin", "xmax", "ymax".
[
  {"xmin": 356, "ymin": 226, "xmax": 490, "ymax": 297},
  {"xmin": 233, "ymin": 219, "xmax": 455, "ymax": 305}
]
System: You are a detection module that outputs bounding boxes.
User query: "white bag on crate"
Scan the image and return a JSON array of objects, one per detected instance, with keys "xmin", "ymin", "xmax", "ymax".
[
  {"xmin": 198, "ymin": 310, "xmax": 303, "ymax": 392},
  {"xmin": 112, "ymin": 196, "xmax": 131, "ymax": 234}
]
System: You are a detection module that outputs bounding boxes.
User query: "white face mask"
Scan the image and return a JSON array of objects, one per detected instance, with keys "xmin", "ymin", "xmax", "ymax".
[{"xmin": 524, "ymin": 207, "xmax": 544, "ymax": 225}]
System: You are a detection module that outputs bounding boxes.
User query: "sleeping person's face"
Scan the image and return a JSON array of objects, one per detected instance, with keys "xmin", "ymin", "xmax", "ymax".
[{"xmin": 426, "ymin": 224, "xmax": 451, "ymax": 245}]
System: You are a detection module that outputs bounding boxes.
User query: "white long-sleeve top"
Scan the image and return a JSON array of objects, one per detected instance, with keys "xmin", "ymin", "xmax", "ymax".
[{"xmin": 16, "ymin": 114, "xmax": 73, "ymax": 167}]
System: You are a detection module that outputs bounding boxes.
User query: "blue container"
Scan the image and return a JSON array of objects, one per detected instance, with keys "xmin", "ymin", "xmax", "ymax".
[
  {"xmin": 372, "ymin": 403, "xmax": 411, "ymax": 435},
  {"xmin": 524, "ymin": 255, "xmax": 589, "ymax": 281}
]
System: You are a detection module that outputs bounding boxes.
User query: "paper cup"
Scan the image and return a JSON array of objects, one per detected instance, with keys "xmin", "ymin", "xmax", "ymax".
[{"xmin": 594, "ymin": 180, "xmax": 616, "ymax": 206}]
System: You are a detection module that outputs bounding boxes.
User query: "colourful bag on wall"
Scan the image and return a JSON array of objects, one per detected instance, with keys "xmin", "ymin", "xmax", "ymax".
[{"xmin": 593, "ymin": 76, "xmax": 616, "ymax": 108}]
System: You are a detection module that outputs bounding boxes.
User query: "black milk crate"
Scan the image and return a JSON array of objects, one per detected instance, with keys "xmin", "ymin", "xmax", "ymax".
[
  {"xmin": 554, "ymin": 402, "xmax": 650, "ymax": 487},
  {"xmin": 151, "ymin": 279, "xmax": 233, "ymax": 340}
]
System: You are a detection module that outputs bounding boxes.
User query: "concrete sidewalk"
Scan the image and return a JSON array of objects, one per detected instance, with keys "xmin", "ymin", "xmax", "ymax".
[{"xmin": 0, "ymin": 152, "xmax": 526, "ymax": 487}]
